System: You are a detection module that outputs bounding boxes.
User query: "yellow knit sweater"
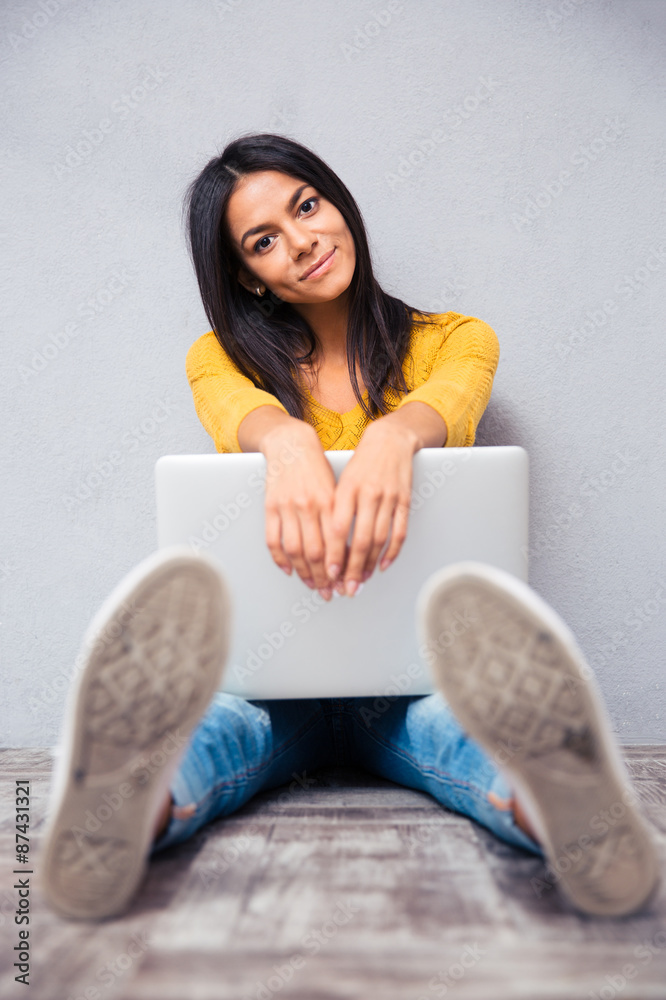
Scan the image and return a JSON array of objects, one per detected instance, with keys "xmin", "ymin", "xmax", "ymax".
[{"xmin": 185, "ymin": 311, "xmax": 499, "ymax": 452}]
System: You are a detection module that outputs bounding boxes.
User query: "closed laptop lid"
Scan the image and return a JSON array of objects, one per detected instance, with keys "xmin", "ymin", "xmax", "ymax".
[{"xmin": 155, "ymin": 446, "xmax": 528, "ymax": 699}]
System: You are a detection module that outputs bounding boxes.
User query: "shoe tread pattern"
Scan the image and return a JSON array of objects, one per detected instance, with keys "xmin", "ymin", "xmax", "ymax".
[
  {"xmin": 43, "ymin": 556, "xmax": 229, "ymax": 920},
  {"xmin": 440, "ymin": 587, "xmax": 591, "ymax": 762},
  {"xmin": 424, "ymin": 574, "xmax": 660, "ymax": 916},
  {"xmin": 84, "ymin": 565, "xmax": 223, "ymax": 749}
]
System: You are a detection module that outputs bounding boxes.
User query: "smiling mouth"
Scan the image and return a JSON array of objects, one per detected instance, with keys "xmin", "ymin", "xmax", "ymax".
[{"xmin": 300, "ymin": 247, "xmax": 336, "ymax": 280}]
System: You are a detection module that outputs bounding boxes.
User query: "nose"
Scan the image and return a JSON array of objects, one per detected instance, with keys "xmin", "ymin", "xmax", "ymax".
[{"xmin": 284, "ymin": 220, "xmax": 316, "ymax": 257}]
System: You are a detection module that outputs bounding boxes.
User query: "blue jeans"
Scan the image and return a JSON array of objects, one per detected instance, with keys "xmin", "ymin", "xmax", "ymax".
[{"xmin": 152, "ymin": 692, "xmax": 543, "ymax": 857}]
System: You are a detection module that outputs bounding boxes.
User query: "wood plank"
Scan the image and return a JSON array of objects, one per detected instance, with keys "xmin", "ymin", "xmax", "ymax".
[{"xmin": 0, "ymin": 749, "xmax": 665, "ymax": 1000}]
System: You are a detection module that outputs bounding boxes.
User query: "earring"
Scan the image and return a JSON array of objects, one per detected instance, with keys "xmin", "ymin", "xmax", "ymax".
[{"xmin": 255, "ymin": 285, "xmax": 265, "ymax": 296}]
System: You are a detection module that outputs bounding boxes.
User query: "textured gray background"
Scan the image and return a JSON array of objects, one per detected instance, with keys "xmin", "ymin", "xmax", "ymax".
[{"xmin": 1, "ymin": 0, "xmax": 664, "ymax": 746}]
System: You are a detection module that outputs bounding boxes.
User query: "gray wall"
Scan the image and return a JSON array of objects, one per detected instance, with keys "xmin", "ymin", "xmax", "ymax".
[{"xmin": 1, "ymin": 0, "xmax": 665, "ymax": 746}]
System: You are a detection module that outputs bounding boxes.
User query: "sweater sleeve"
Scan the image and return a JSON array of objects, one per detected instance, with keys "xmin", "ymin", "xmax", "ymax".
[
  {"xmin": 185, "ymin": 332, "xmax": 289, "ymax": 453},
  {"xmin": 393, "ymin": 313, "xmax": 500, "ymax": 447}
]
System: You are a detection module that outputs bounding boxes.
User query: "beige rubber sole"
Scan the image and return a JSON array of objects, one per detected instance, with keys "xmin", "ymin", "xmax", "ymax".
[
  {"xmin": 41, "ymin": 547, "xmax": 232, "ymax": 921},
  {"xmin": 416, "ymin": 561, "xmax": 661, "ymax": 918}
]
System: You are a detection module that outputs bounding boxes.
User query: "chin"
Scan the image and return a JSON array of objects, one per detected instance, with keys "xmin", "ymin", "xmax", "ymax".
[{"xmin": 330, "ymin": 261, "xmax": 356, "ymax": 296}]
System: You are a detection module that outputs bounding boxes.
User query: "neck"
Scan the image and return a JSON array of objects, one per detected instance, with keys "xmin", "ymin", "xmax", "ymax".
[{"xmin": 293, "ymin": 288, "xmax": 351, "ymax": 365}]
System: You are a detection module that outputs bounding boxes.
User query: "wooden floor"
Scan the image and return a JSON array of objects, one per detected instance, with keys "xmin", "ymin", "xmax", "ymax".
[{"xmin": 1, "ymin": 747, "xmax": 666, "ymax": 1000}]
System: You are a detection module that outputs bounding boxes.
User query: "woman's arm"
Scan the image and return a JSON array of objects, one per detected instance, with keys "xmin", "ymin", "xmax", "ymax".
[
  {"xmin": 374, "ymin": 400, "xmax": 448, "ymax": 449},
  {"xmin": 388, "ymin": 313, "xmax": 500, "ymax": 448},
  {"xmin": 186, "ymin": 332, "xmax": 292, "ymax": 453},
  {"xmin": 237, "ymin": 404, "xmax": 302, "ymax": 453},
  {"xmin": 186, "ymin": 332, "xmax": 341, "ymax": 598},
  {"xmin": 323, "ymin": 314, "xmax": 500, "ymax": 594}
]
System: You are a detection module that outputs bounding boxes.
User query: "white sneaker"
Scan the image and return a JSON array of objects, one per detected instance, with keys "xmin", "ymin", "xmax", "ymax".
[
  {"xmin": 41, "ymin": 546, "xmax": 232, "ymax": 921},
  {"xmin": 416, "ymin": 561, "xmax": 661, "ymax": 917}
]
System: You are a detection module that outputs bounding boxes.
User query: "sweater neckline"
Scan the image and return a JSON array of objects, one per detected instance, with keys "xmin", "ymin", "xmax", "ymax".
[
  {"xmin": 304, "ymin": 386, "xmax": 369, "ymax": 422},
  {"xmin": 298, "ymin": 313, "xmax": 437, "ymax": 422}
]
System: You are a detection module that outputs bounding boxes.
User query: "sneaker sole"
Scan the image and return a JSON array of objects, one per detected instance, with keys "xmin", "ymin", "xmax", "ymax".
[
  {"xmin": 41, "ymin": 546, "xmax": 232, "ymax": 921},
  {"xmin": 416, "ymin": 561, "xmax": 661, "ymax": 917}
]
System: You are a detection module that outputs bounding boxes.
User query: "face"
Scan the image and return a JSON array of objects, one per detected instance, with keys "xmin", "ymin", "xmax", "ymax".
[{"xmin": 224, "ymin": 169, "xmax": 356, "ymax": 306}]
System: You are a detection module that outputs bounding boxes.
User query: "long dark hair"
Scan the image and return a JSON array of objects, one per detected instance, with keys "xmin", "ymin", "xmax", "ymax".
[{"xmin": 183, "ymin": 133, "xmax": 434, "ymax": 424}]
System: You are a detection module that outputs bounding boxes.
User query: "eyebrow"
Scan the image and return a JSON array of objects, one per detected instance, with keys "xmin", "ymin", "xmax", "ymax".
[{"xmin": 239, "ymin": 183, "xmax": 311, "ymax": 249}]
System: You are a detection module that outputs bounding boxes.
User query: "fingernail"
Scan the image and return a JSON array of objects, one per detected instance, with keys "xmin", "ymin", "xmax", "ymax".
[
  {"xmin": 327, "ymin": 564, "xmax": 339, "ymax": 580},
  {"xmin": 380, "ymin": 558, "xmax": 391, "ymax": 571},
  {"xmin": 346, "ymin": 580, "xmax": 358, "ymax": 597},
  {"xmin": 361, "ymin": 570, "xmax": 371, "ymax": 582},
  {"xmin": 318, "ymin": 588, "xmax": 332, "ymax": 601},
  {"xmin": 304, "ymin": 578, "xmax": 315, "ymax": 588},
  {"xmin": 282, "ymin": 565, "xmax": 292, "ymax": 575}
]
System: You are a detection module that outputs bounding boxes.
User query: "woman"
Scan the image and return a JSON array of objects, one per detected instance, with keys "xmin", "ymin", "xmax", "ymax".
[{"xmin": 42, "ymin": 134, "xmax": 659, "ymax": 923}]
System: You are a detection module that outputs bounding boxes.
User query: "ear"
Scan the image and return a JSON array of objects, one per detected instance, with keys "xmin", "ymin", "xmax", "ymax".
[{"xmin": 237, "ymin": 267, "xmax": 264, "ymax": 296}]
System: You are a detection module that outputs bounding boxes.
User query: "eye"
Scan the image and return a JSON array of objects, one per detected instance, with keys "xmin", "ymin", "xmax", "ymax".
[
  {"xmin": 299, "ymin": 197, "xmax": 318, "ymax": 215},
  {"xmin": 253, "ymin": 235, "xmax": 274, "ymax": 253}
]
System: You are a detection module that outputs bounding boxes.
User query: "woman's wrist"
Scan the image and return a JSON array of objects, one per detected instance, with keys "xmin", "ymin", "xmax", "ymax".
[
  {"xmin": 363, "ymin": 410, "xmax": 421, "ymax": 455},
  {"xmin": 368, "ymin": 402, "xmax": 447, "ymax": 451},
  {"xmin": 238, "ymin": 405, "xmax": 316, "ymax": 455},
  {"xmin": 260, "ymin": 415, "xmax": 321, "ymax": 461}
]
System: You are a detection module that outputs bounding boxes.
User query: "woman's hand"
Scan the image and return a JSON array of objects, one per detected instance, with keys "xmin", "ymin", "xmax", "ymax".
[
  {"xmin": 261, "ymin": 421, "xmax": 338, "ymax": 600},
  {"xmin": 324, "ymin": 418, "xmax": 418, "ymax": 596}
]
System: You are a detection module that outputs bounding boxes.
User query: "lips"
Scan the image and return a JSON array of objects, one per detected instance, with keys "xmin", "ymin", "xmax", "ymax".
[{"xmin": 300, "ymin": 247, "xmax": 335, "ymax": 280}]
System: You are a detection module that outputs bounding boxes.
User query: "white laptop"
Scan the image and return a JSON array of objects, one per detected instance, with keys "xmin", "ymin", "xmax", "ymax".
[{"xmin": 155, "ymin": 446, "xmax": 528, "ymax": 699}]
